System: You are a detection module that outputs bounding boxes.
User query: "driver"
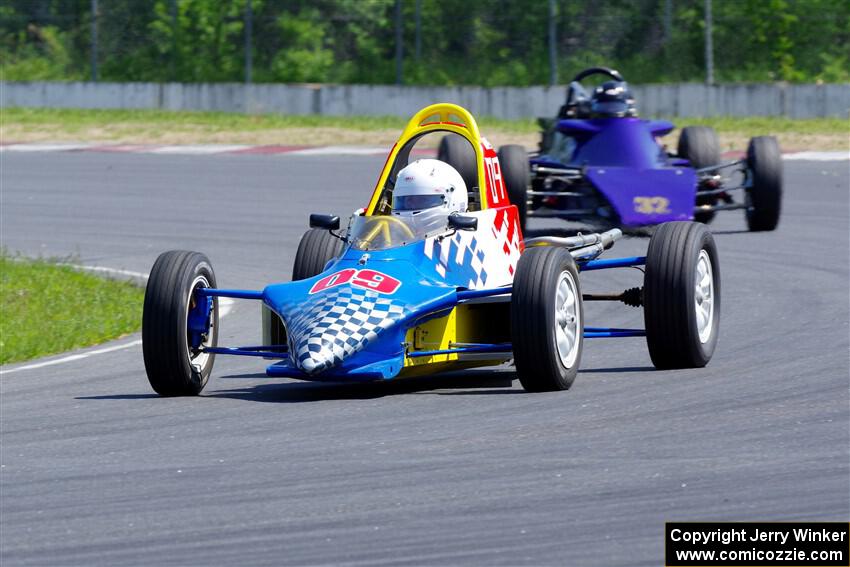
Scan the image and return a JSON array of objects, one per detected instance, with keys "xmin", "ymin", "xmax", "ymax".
[
  {"xmin": 391, "ymin": 159, "xmax": 468, "ymax": 233},
  {"xmin": 590, "ymin": 80, "xmax": 638, "ymax": 118}
]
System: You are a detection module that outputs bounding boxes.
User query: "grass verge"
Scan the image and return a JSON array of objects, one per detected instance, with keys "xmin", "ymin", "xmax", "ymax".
[
  {"xmin": 0, "ymin": 254, "xmax": 144, "ymax": 365},
  {"xmin": 1, "ymin": 107, "xmax": 847, "ymax": 151}
]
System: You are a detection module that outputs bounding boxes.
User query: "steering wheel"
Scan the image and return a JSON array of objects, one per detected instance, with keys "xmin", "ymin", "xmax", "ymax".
[
  {"xmin": 376, "ymin": 214, "xmax": 416, "ymax": 237},
  {"xmin": 358, "ymin": 214, "xmax": 417, "ymax": 249},
  {"xmin": 570, "ymin": 67, "xmax": 624, "ymax": 83},
  {"xmin": 559, "ymin": 67, "xmax": 625, "ymax": 119}
]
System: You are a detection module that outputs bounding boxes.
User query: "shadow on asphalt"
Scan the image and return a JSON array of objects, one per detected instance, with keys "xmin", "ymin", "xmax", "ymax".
[
  {"xmin": 710, "ymin": 229, "xmax": 754, "ymax": 235},
  {"xmin": 206, "ymin": 369, "xmax": 520, "ymax": 403},
  {"xmin": 579, "ymin": 365, "xmax": 655, "ymax": 374},
  {"xmin": 75, "ymin": 367, "xmax": 654, "ymax": 404},
  {"xmin": 76, "ymin": 393, "xmax": 159, "ymax": 400}
]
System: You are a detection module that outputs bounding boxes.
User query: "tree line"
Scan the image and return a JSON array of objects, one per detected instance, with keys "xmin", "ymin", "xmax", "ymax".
[{"xmin": 1, "ymin": 0, "xmax": 847, "ymax": 85}]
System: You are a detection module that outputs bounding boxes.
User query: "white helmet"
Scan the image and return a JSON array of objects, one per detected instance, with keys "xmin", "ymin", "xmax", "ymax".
[{"xmin": 392, "ymin": 159, "xmax": 468, "ymax": 217}]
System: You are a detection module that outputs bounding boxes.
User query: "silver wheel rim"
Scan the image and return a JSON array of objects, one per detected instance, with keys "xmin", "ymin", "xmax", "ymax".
[
  {"xmin": 185, "ymin": 275, "xmax": 214, "ymax": 372},
  {"xmin": 695, "ymin": 250, "xmax": 714, "ymax": 343},
  {"xmin": 554, "ymin": 271, "xmax": 581, "ymax": 368}
]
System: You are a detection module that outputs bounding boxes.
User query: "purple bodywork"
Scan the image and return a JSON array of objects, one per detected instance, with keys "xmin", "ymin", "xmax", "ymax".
[{"xmin": 531, "ymin": 117, "xmax": 697, "ymax": 227}]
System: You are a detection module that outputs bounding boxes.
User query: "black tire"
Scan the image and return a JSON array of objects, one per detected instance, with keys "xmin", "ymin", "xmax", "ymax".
[
  {"xmin": 537, "ymin": 117, "xmax": 556, "ymax": 153},
  {"xmin": 438, "ymin": 134, "xmax": 478, "ymax": 195},
  {"xmin": 292, "ymin": 228, "xmax": 344, "ymax": 281},
  {"xmin": 278, "ymin": 228, "xmax": 344, "ymax": 346},
  {"xmin": 498, "ymin": 144, "xmax": 530, "ymax": 230},
  {"xmin": 143, "ymin": 250, "xmax": 218, "ymax": 396},
  {"xmin": 511, "ymin": 247, "xmax": 584, "ymax": 392},
  {"xmin": 644, "ymin": 222, "xmax": 720, "ymax": 369},
  {"xmin": 746, "ymin": 136, "xmax": 782, "ymax": 232},
  {"xmin": 678, "ymin": 126, "xmax": 721, "ymax": 224}
]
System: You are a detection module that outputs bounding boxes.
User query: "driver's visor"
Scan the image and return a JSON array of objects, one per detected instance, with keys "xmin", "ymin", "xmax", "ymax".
[{"xmin": 393, "ymin": 194, "xmax": 445, "ymax": 211}]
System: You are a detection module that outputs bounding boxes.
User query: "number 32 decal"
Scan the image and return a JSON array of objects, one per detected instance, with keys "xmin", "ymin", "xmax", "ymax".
[
  {"xmin": 633, "ymin": 196, "xmax": 671, "ymax": 214},
  {"xmin": 309, "ymin": 269, "xmax": 402, "ymax": 295}
]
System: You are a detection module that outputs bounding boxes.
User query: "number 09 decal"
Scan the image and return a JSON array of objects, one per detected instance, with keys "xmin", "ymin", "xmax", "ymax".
[
  {"xmin": 633, "ymin": 196, "xmax": 671, "ymax": 214},
  {"xmin": 309, "ymin": 268, "xmax": 402, "ymax": 295}
]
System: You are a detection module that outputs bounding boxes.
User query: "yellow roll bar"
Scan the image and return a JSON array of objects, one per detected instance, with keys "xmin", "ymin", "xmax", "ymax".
[{"xmin": 365, "ymin": 103, "xmax": 490, "ymax": 215}]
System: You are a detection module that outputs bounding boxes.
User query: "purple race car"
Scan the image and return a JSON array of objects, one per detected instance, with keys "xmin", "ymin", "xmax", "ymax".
[{"xmin": 440, "ymin": 67, "xmax": 782, "ymax": 233}]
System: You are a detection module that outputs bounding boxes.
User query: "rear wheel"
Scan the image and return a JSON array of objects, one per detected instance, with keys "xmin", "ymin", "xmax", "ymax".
[
  {"xmin": 644, "ymin": 222, "xmax": 720, "ymax": 369},
  {"xmin": 678, "ymin": 126, "xmax": 721, "ymax": 224},
  {"xmin": 498, "ymin": 144, "xmax": 530, "ymax": 230},
  {"xmin": 438, "ymin": 134, "xmax": 478, "ymax": 196},
  {"xmin": 511, "ymin": 247, "xmax": 583, "ymax": 392},
  {"xmin": 745, "ymin": 136, "xmax": 782, "ymax": 232},
  {"xmin": 142, "ymin": 251, "xmax": 218, "ymax": 396}
]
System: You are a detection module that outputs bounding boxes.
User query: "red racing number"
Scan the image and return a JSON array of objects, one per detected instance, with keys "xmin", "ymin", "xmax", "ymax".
[
  {"xmin": 352, "ymin": 269, "xmax": 401, "ymax": 294},
  {"xmin": 309, "ymin": 268, "xmax": 401, "ymax": 295}
]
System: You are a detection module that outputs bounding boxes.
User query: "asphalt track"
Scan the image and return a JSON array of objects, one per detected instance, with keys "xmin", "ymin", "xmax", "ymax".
[{"xmin": 1, "ymin": 152, "xmax": 848, "ymax": 566}]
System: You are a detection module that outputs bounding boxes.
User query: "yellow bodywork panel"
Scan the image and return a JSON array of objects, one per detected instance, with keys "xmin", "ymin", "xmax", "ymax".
[
  {"xmin": 398, "ymin": 301, "xmax": 511, "ymax": 378},
  {"xmin": 364, "ymin": 103, "xmax": 491, "ymax": 216}
]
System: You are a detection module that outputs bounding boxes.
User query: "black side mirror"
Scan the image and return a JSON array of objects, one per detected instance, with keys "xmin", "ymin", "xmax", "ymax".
[
  {"xmin": 309, "ymin": 214, "xmax": 340, "ymax": 230},
  {"xmin": 448, "ymin": 214, "xmax": 478, "ymax": 232}
]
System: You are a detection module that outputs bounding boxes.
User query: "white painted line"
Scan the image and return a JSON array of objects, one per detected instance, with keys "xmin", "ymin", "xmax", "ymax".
[
  {"xmin": 288, "ymin": 146, "xmax": 387, "ymax": 156},
  {"xmin": 218, "ymin": 298, "xmax": 234, "ymax": 318},
  {"xmin": 150, "ymin": 144, "xmax": 251, "ymax": 155},
  {"xmin": 1, "ymin": 143, "xmax": 93, "ymax": 152},
  {"xmin": 0, "ymin": 143, "xmax": 389, "ymax": 156},
  {"xmin": 0, "ymin": 340, "xmax": 141, "ymax": 375},
  {"xmin": 58, "ymin": 263, "xmax": 150, "ymax": 281},
  {"xmin": 784, "ymin": 151, "xmax": 849, "ymax": 161}
]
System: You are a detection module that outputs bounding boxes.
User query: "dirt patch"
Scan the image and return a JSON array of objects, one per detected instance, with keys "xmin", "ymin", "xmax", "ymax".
[{"xmin": 2, "ymin": 124, "xmax": 846, "ymax": 152}]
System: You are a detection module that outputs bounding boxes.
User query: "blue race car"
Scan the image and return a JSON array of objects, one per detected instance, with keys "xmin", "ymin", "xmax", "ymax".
[
  {"xmin": 142, "ymin": 103, "xmax": 721, "ymax": 395},
  {"xmin": 440, "ymin": 67, "xmax": 782, "ymax": 233}
]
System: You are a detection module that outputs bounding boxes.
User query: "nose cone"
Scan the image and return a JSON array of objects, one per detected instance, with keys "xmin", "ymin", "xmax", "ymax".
[
  {"xmin": 298, "ymin": 343, "xmax": 338, "ymax": 375},
  {"xmin": 299, "ymin": 358, "xmax": 326, "ymax": 374},
  {"xmin": 282, "ymin": 285, "xmax": 407, "ymax": 376}
]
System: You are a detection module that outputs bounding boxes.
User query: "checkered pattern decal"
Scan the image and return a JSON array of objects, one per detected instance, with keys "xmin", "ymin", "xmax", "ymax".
[
  {"xmin": 423, "ymin": 208, "xmax": 522, "ymax": 289},
  {"xmin": 286, "ymin": 285, "xmax": 407, "ymax": 374}
]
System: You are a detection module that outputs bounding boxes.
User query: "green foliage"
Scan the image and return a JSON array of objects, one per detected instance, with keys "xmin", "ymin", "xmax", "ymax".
[
  {"xmin": 817, "ymin": 53, "xmax": 850, "ymax": 82},
  {"xmin": 0, "ymin": 0, "xmax": 847, "ymax": 85},
  {"xmin": 0, "ymin": 24, "xmax": 80, "ymax": 81},
  {"xmin": 0, "ymin": 254, "xmax": 144, "ymax": 364},
  {"xmin": 268, "ymin": 9, "xmax": 334, "ymax": 82}
]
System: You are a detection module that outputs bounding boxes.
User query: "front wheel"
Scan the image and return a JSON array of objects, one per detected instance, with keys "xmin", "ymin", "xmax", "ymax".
[
  {"xmin": 644, "ymin": 222, "xmax": 720, "ymax": 369},
  {"xmin": 746, "ymin": 136, "xmax": 782, "ymax": 232},
  {"xmin": 511, "ymin": 247, "xmax": 584, "ymax": 391},
  {"xmin": 142, "ymin": 251, "xmax": 218, "ymax": 396}
]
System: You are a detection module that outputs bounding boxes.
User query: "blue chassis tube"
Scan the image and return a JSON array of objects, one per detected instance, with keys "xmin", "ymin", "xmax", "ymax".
[
  {"xmin": 580, "ymin": 256, "xmax": 646, "ymax": 271},
  {"xmin": 196, "ymin": 255, "xmax": 648, "ymax": 358}
]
